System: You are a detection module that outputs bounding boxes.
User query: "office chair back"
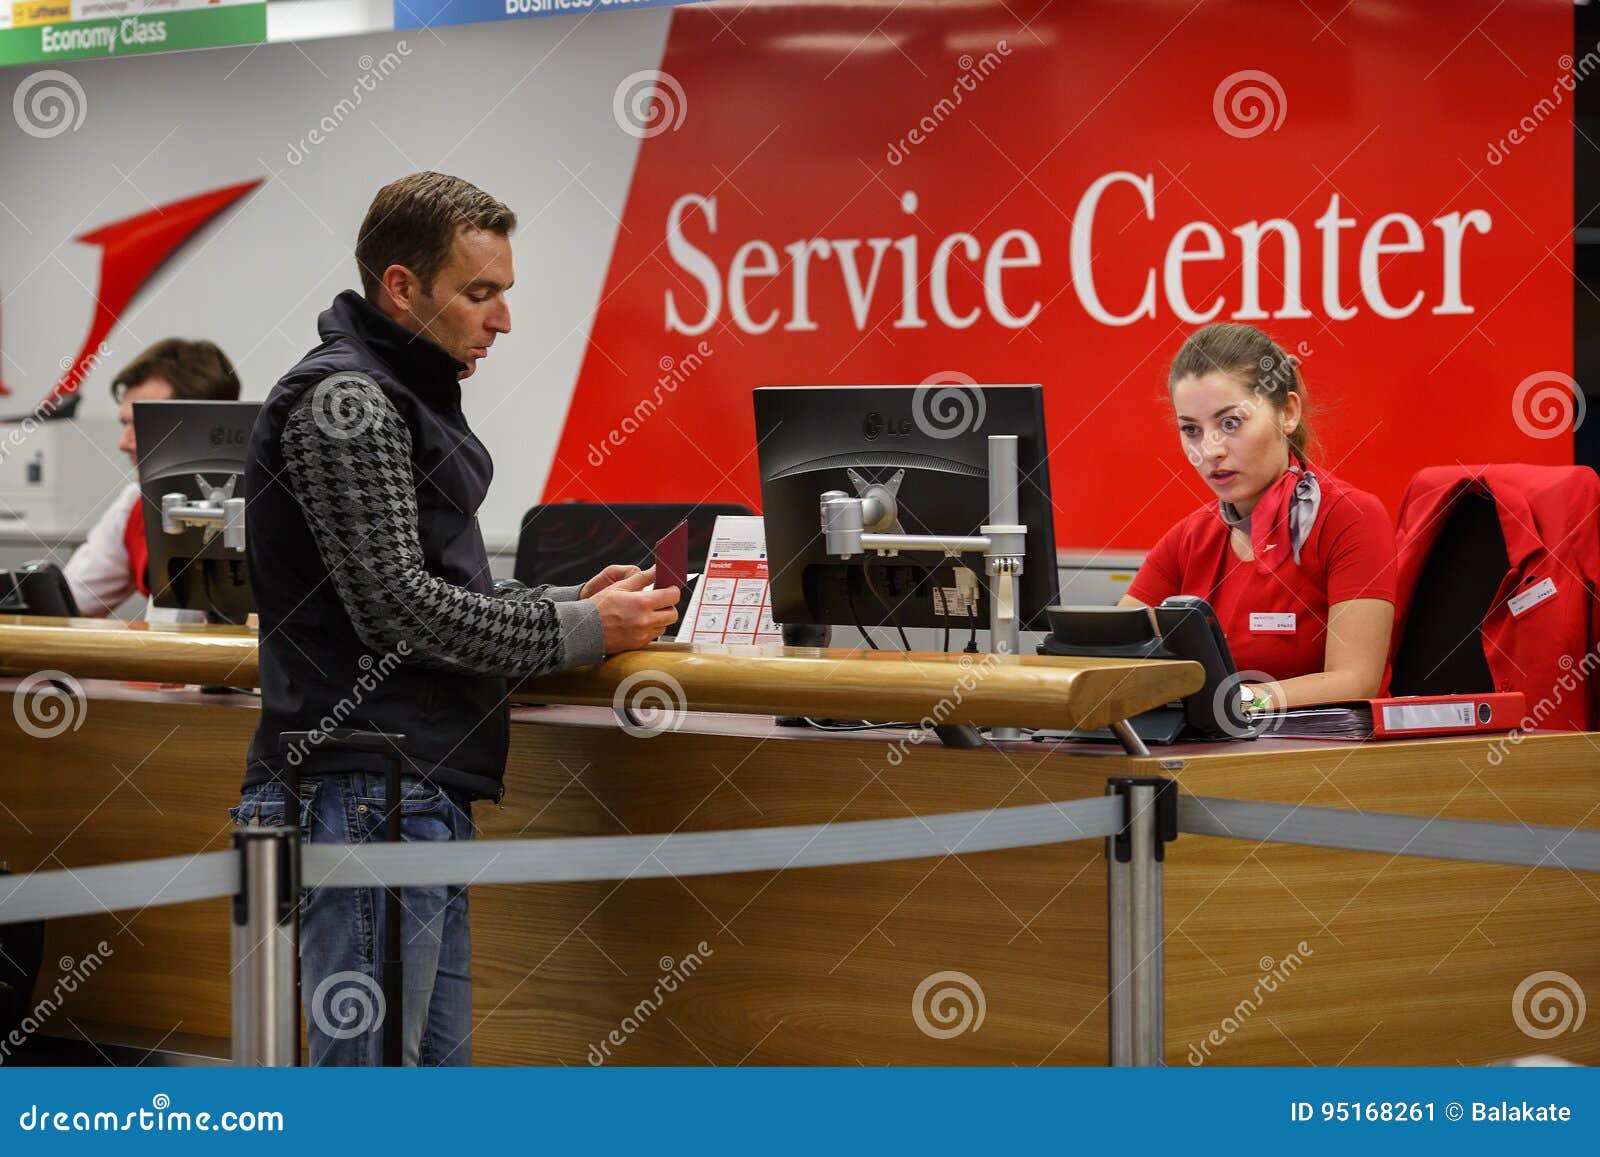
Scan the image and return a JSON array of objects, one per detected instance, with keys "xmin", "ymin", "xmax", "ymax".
[
  {"xmin": 514, "ymin": 502, "xmax": 754, "ymax": 590},
  {"xmin": 1388, "ymin": 490, "xmax": 1508, "ymax": 696}
]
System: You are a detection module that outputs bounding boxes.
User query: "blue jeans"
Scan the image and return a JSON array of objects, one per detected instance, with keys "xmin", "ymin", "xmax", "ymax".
[{"xmin": 230, "ymin": 773, "xmax": 475, "ymax": 1066}]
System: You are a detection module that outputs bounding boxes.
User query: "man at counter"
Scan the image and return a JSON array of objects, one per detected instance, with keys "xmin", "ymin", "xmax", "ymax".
[
  {"xmin": 237, "ymin": 171, "xmax": 680, "ymax": 1067},
  {"xmin": 63, "ymin": 339, "xmax": 241, "ymax": 618}
]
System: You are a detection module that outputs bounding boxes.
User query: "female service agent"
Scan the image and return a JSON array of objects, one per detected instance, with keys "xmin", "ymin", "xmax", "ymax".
[{"xmin": 1120, "ymin": 323, "xmax": 1397, "ymax": 713}]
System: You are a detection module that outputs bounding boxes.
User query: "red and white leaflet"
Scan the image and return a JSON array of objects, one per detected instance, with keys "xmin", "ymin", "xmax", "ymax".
[{"xmin": 679, "ymin": 515, "xmax": 783, "ymax": 645}]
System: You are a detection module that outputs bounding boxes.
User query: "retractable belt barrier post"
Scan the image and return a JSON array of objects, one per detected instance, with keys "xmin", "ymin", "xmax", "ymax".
[
  {"xmin": 1105, "ymin": 777, "xmax": 1176, "ymax": 1067},
  {"xmin": 276, "ymin": 729, "xmax": 408, "ymax": 1069},
  {"xmin": 230, "ymin": 826, "xmax": 297, "ymax": 1066}
]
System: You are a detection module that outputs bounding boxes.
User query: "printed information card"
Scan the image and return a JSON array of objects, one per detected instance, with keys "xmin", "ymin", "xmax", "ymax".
[{"xmin": 677, "ymin": 515, "xmax": 783, "ymax": 645}]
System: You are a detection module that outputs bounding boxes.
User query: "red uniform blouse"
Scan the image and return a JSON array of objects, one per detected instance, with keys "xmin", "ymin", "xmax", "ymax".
[{"xmin": 1126, "ymin": 463, "xmax": 1397, "ymax": 682}]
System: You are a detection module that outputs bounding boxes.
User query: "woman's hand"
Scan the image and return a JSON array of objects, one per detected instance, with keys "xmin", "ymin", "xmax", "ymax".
[{"xmin": 1256, "ymin": 597, "xmax": 1395, "ymax": 707}]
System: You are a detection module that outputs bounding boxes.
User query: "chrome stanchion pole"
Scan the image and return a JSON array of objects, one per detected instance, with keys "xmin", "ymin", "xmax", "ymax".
[
  {"xmin": 984, "ymin": 434, "xmax": 1027, "ymax": 740},
  {"xmin": 1105, "ymin": 781, "xmax": 1133, "ymax": 1065},
  {"xmin": 1126, "ymin": 781, "xmax": 1160, "ymax": 1066},
  {"xmin": 231, "ymin": 827, "xmax": 300, "ymax": 1066},
  {"xmin": 1105, "ymin": 777, "xmax": 1175, "ymax": 1066}
]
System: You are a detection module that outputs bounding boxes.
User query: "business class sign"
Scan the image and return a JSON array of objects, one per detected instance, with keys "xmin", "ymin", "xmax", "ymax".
[
  {"xmin": 549, "ymin": 0, "xmax": 1574, "ymax": 551},
  {"xmin": 393, "ymin": 0, "xmax": 696, "ymax": 32}
]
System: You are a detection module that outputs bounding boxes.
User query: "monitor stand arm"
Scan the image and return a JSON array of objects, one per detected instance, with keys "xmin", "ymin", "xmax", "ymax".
[
  {"xmin": 161, "ymin": 473, "xmax": 247, "ymax": 552},
  {"xmin": 818, "ymin": 434, "xmax": 1028, "ymax": 741}
]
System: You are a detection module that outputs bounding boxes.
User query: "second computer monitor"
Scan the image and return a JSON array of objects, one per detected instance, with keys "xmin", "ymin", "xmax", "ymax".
[
  {"xmin": 754, "ymin": 384, "xmax": 1059, "ymax": 633},
  {"xmin": 134, "ymin": 399, "xmax": 261, "ymax": 624}
]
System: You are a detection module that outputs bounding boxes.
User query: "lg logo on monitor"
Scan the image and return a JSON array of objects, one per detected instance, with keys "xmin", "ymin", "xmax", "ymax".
[{"xmin": 862, "ymin": 412, "xmax": 912, "ymax": 441}]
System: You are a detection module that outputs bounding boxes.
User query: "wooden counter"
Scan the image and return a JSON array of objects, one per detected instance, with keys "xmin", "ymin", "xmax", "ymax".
[
  {"xmin": 0, "ymin": 615, "xmax": 1201, "ymax": 734},
  {"xmin": 0, "ymin": 621, "xmax": 1596, "ymax": 1067}
]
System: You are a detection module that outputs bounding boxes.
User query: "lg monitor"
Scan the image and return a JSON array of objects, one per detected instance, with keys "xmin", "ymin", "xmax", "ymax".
[
  {"xmin": 134, "ymin": 399, "xmax": 261, "ymax": 625},
  {"xmin": 754, "ymin": 384, "xmax": 1060, "ymax": 635}
]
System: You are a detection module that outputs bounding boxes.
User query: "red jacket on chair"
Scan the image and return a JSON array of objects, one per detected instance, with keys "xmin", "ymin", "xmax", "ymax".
[{"xmin": 1388, "ymin": 464, "xmax": 1600, "ymax": 730}]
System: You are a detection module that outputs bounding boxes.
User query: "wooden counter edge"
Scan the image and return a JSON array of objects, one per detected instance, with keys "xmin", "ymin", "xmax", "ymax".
[{"xmin": 0, "ymin": 616, "xmax": 1204, "ymax": 732}]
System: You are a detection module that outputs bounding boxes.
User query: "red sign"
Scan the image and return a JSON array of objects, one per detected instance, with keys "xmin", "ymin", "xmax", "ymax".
[
  {"xmin": 548, "ymin": 0, "xmax": 1573, "ymax": 551},
  {"xmin": 0, "ymin": 180, "xmax": 260, "ymax": 411}
]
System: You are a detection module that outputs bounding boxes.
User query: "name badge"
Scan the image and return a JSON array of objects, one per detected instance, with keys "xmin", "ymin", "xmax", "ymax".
[
  {"xmin": 1249, "ymin": 612, "xmax": 1297, "ymax": 634},
  {"xmin": 1507, "ymin": 577, "xmax": 1556, "ymax": 618}
]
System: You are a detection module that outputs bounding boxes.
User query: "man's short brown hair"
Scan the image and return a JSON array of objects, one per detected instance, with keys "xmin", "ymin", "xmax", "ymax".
[
  {"xmin": 111, "ymin": 338, "xmax": 240, "ymax": 402},
  {"xmin": 355, "ymin": 172, "xmax": 517, "ymax": 302}
]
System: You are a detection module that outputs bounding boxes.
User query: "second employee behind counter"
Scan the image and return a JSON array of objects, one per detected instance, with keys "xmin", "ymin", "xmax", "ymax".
[
  {"xmin": 238, "ymin": 171, "xmax": 680, "ymax": 1067},
  {"xmin": 64, "ymin": 338, "xmax": 241, "ymax": 620}
]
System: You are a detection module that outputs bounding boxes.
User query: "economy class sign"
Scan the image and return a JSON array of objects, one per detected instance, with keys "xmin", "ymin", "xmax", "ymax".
[
  {"xmin": 0, "ymin": 0, "xmax": 264, "ymax": 66},
  {"xmin": 547, "ymin": 0, "xmax": 1573, "ymax": 551}
]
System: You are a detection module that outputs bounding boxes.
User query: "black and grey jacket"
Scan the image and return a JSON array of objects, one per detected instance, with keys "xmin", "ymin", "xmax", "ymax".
[{"xmin": 242, "ymin": 290, "xmax": 604, "ymax": 801}]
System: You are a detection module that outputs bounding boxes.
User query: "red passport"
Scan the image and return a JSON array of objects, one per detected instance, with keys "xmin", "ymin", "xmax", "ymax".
[{"xmin": 653, "ymin": 519, "xmax": 688, "ymax": 595}]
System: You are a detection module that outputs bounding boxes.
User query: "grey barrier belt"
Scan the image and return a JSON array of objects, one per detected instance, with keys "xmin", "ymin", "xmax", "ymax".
[
  {"xmin": 0, "ymin": 850, "xmax": 237, "ymax": 926},
  {"xmin": 0, "ymin": 795, "xmax": 1125, "ymax": 924},
  {"xmin": 1180, "ymin": 796, "xmax": 1600, "ymax": 873},
  {"xmin": 3, "ymin": 793, "xmax": 1598, "ymax": 926}
]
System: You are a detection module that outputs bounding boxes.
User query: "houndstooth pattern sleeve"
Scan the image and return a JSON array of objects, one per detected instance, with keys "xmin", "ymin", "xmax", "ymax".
[
  {"xmin": 494, "ymin": 580, "xmax": 586, "ymax": 603},
  {"xmin": 278, "ymin": 377, "xmax": 605, "ymax": 677}
]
